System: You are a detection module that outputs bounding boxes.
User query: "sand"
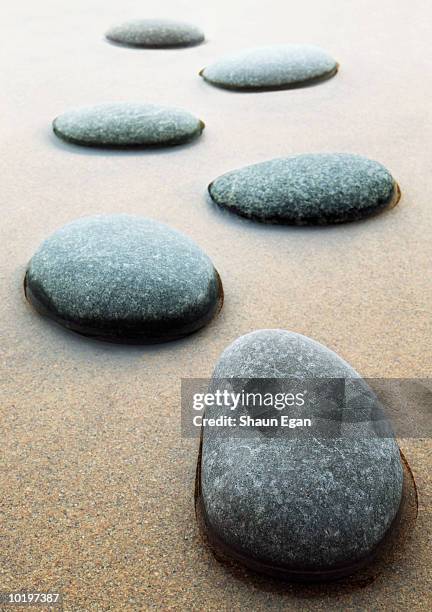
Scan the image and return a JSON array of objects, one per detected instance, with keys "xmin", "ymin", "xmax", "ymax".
[{"xmin": 1, "ymin": 0, "xmax": 431, "ymax": 609}]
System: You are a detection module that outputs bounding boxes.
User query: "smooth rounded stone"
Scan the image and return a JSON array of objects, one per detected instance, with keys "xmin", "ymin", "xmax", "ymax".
[
  {"xmin": 24, "ymin": 215, "xmax": 223, "ymax": 343},
  {"xmin": 209, "ymin": 153, "xmax": 400, "ymax": 224},
  {"xmin": 105, "ymin": 18, "xmax": 205, "ymax": 48},
  {"xmin": 200, "ymin": 44, "xmax": 338, "ymax": 91},
  {"xmin": 198, "ymin": 330, "xmax": 404, "ymax": 579},
  {"xmin": 53, "ymin": 103, "xmax": 205, "ymax": 148}
]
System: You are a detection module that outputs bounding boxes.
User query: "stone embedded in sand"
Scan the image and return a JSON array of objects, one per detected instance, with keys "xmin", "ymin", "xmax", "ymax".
[
  {"xmin": 198, "ymin": 329, "xmax": 403, "ymax": 579},
  {"xmin": 200, "ymin": 44, "xmax": 338, "ymax": 91},
  {"xmin": 52, "ymin": 103, "xmax": 205, "ymax": 148},
  {"xmin": 208, "ymin": 153, "xmax": 399, "ymax": 224},
  {"xmin": 105, "ymin": 18, "xmax": 205, "ymax": 48},
  {"xmin": 25, "ymin": 215, "xmax": 223, "ymax": 343}
]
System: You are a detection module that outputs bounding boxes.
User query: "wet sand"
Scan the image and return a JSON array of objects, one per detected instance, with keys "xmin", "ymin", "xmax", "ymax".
[{"xmin": 1, "ymin": 0, "xmax": 431, "ymax": 609}]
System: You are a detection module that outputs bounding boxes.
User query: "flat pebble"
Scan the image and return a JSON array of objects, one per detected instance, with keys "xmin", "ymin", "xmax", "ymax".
[
  {"xmin": 106, "ymin": 18, "xmax": 204, "ymax": 48},
  {"xmin": 209, "ymin": 153, "xmax": 399, "ymax": 224},
  {"xmin": 199, "ymin": 329, "xmax": 403, "ymax": 579},
  {"xmin": 200, "ymin": 44, "xmax": 338, "ymax": 91},
  {"xmin": 53, "ymin": 103, "xmax": 204, "ymax": 148},
  {"xmin": 25, "ymin": 215, "xmax": 223, "ymax": 343}
]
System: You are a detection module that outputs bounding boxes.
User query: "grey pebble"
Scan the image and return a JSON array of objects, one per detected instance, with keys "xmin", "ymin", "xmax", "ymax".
[
  {"xmin": 25, "ymin": 215, "xmax": 223, "ymax": 343},
  {"xmin": 200, "ymin": 44, "xmax": 338, "ymax": 91},
  {"xmin": 209, "ymin": 153, "xmax": 399, "ymax": 224},
  {"xmin": 53, "ymin": 103, "xmax": 204, "ymax": 148},
  {"xmin": 199, "ymin": 329, "xmax": 403, "ymax": 578},
  {"xmin": 106, "ymin": 18, "xmax": 205, "ymax": 48}
]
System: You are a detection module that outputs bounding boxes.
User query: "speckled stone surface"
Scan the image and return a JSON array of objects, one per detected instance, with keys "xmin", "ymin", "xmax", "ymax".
[
  {"xmin": 25, "ymin": 215, "xmax": 223, "ymax": 343},
  {"xmin": 200, "ymin": 45, "xmax": 338, "ymax": 91},
  {"xmin": 201, "ymin": 330, "xmax": 403, "ymax": 575},
  {"xmin": 209, "ymin": 154, "xmax": 399, "ymax": 224},
  {"xmin": 106, "ymin": 18, "xmax": 205, "ymax": 48},
  {"xmin": 53, "ymin": 103, "xmax": 205, "ymax": 148}
]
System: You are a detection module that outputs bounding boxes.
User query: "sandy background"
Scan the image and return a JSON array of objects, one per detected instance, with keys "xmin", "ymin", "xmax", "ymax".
[{"xmin": 1, "ymin": 0, "xmax": 431, "ymax": 609}]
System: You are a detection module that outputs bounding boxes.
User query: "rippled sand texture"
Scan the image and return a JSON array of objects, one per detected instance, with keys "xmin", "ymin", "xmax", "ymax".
[{"xmin": 1, "ymin": 0, "xmax": 431, "ymax": 610}]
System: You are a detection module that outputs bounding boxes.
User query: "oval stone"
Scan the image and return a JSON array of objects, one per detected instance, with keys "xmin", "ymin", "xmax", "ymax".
[
  {"xmin": 209, "ymin": 154, "xmax": 400, "ymax": 224},
  {"xmin": 25, "ymin": 215, "xmax": 223, "ymax": 343},
  {"xmin": 106, "ymin": 18, "xmax": 205, "ymax": 48},
  {"xmin": 200, "ymin": 44, "xmax": 338, "ymax": 91},
  {"xmin": 53, "ymin": 103, "xmax": 205, "ymax": 148},
  {"xmin": 198, "ymin": 330, "xmax": 403, "ymax": 579}
]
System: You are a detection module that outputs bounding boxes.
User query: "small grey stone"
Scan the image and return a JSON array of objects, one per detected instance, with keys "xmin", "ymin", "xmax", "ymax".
[
  {"xmin": 25, "ymin": 215, "xmax": 223, "ymax": 343},
  {"xmin": 53, "ymin": 103, "xmax": 205, "ymax": 148},
  {"xmin": 106, "ymin": 18, "xmax": 205, "ymax": 48},
  {"xmin": 200, "ymin": 44, "xmax": 338, "ymax": 91},
  {"xmin": 199, "ymin": 330, "xmax": 403, "ymax": 578},
  {"xmin": 209, "ymin": 153, "xmax": 399, "ymax": 224}
]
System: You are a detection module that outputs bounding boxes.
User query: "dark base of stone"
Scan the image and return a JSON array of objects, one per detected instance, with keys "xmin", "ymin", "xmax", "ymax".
[
  {"xmin": 195, "ymin": 436, "xmax": 417, "ymax": 583},
  {"xmin": 199, "ymin": 65, "xmax": 339, "ymax": 93},
  {"xmin": 106, "ymin": 36, "xmax": 205, "ymax": 50},
  {"xmin": 208, "ymin": 182, "xmax": 401, "ymax": 225},
  {"xmin": 52, "ymin": 120, "xmax": 205, "ymax": 149},
  {"xmin": 24, "ymin": 270, "xmax": 223, "ymax": 344}
]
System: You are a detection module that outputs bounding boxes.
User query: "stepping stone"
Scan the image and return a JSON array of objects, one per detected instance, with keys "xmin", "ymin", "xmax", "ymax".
[
  {"xmin": 53, "ymin": 103, "xmax": 204, "ymax": 148},
  {"xmin": 197, "ymin": 329, "xmax": 404, "ymax": 580},
  {"xmin": 105, "ymin": 18, "xmax": 205, "ymax": 48},
  {"xmin": 209, "ymin": 153, "xmax": 400, "ymax": 224},
  {"xmin": 25, "ymin": 215, "xmax": 223, "ymax": 343},
  {"xmin": 200, "ymin": 44, "xmax": 338, "ymax": 91}
]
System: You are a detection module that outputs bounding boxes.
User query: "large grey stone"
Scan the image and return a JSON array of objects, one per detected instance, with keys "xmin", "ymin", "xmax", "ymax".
[
  {"xmin": 200, "ymin": 44, "xmax": 338, "ymax": 91},
  {"xmin": 106, "ymin": 18, "xmax": 205, "ymax": 48},
  {"xmin": 25, "ymin": 215, "xmax": 223, "ymax": 343},
  {"xmin": 53, "ymin": 103, "xmax": 205, "ymax": 148},
  {"xmin": 209, "ymin": 153, "xmax": 400, "ymax": 224},
  {"xmin": 198, "ymin": 330, "xmax": 403, "ymax": 579}
]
